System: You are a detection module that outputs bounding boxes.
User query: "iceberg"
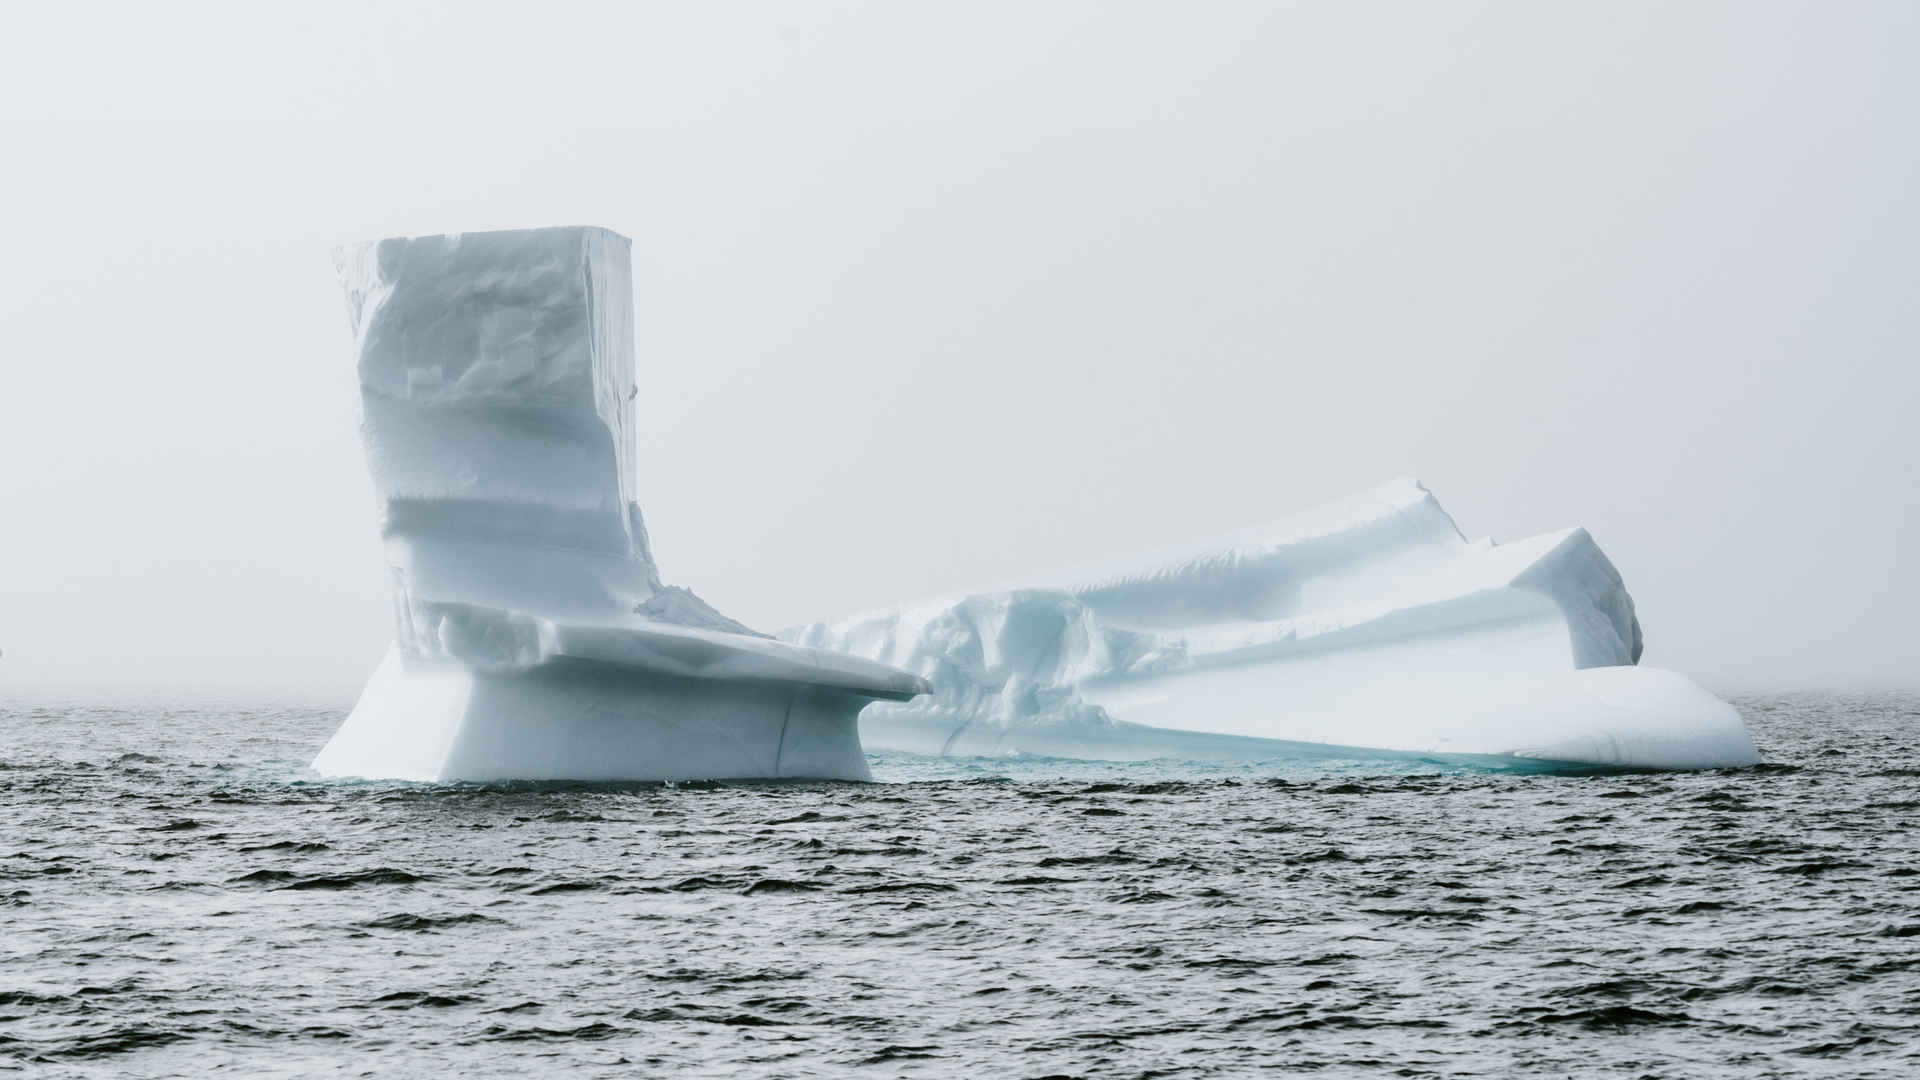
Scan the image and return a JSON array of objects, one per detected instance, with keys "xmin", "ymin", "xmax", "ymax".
[
  {"xmin": 313, "ymin": 227, "xmax": 926, "ymax": 783},
  {"xmin": 784, "ymin": 480, "xmax": 1759, "ymax": 770}
]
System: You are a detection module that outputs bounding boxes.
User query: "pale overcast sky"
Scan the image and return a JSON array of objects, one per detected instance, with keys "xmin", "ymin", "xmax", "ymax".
[{"xmin": 1, "ymin": 1, "xmax": 1914, "ymax": 695}]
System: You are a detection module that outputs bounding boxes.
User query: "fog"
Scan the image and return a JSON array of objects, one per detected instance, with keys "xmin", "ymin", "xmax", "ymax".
[{"xmin": 1, "ymin": 1, "xmax": 1913, "ymax": 694}]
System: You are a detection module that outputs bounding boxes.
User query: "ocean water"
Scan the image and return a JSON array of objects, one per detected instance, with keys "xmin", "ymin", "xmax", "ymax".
[{"xmin": 1, "ymin": 690, "xmax": 1916, "ymax": 1078}]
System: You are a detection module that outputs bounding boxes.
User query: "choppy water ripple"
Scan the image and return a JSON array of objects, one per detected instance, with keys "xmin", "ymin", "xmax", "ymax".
[{"xmin": 0, "ymin": 690, "xmax": 1916, "ymax": 1077}]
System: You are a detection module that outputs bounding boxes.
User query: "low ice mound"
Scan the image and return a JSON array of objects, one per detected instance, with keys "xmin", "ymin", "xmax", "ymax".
[
  {"xmin": 314, "ymin": 227, "xmax": 925, "ymax": 783},
  {"xmin": 785, "ymin": 481, "xmax": 1758, "ymax": 770}
]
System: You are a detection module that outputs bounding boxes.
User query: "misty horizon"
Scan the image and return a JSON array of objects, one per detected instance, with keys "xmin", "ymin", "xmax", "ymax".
[{"xmin": 2, "ymin": 1, "xmax": 1914, "ymax": 694}]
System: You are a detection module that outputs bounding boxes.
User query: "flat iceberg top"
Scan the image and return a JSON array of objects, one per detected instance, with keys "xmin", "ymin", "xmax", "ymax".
[
  {"xmin": 808, "ymin": 478, "xmax": 1641, "ymax": 674},
  {"xmin": 1026, "ymin": 476, "xmax": 1460, "ymax": 598},
  {"xmin": 786, "ymin": 480, "xmax": 1754, "ymax": 770}
]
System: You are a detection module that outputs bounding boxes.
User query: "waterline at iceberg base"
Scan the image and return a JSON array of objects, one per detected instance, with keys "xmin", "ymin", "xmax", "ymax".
[
  {"xmin": 785, "ymin": 479, "xmax": 1759, "ymax": 771},
  {"xmin": 314, "ymin": 227, "xmax": 925, "ymax": 783}
]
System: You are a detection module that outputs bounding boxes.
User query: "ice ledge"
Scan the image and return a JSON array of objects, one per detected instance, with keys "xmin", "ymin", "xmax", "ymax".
[{"xmin": 394, "ymin": 599, "xmax": 928, "ymax": 701}]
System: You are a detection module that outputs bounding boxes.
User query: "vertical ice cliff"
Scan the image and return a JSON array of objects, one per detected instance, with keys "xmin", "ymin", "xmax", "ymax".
[
  {"xmin": 314, "ymin": 227, "xmax": 926, "ymax": 783},
  {"xmin": 786, "ymin": 480, "xmax": 1759, "ymax": 770}
]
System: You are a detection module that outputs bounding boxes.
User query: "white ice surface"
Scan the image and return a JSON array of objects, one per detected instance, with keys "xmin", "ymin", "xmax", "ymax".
[
  {"xmin": 315, "ymin": 227, "xmax": 924, "ymax": 783},
  {"xmin": 785, "ymin": 480, "xmax": 1759, "ymax": 770}
]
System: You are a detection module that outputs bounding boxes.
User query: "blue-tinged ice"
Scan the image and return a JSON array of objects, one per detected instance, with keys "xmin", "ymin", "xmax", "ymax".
[
  {"xmin": 785, "ymin": 480, "xmax": 1759, "ymax": 770},
  {"xmin": 314, "ymin": 227, "xmax": 925, "ymax": 783}
]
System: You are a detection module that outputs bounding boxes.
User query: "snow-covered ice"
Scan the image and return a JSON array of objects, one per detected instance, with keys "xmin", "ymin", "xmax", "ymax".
[
  {"xmin": 310, "ymin": 226, "xmax": 1753, "ymax": 777},
  {"xmin": 784, "ymin": 480, "xmax": 1759, "ymax": 770},
  {"xmin": 314, "ymin": 226, "xmax": 926, "ymax": 782}
]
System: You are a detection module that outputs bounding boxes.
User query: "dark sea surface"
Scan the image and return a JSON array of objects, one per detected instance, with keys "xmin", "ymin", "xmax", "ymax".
[{"xmin": 0, "ymin": 689, "xmax": 1916, "ymax": 1078}]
